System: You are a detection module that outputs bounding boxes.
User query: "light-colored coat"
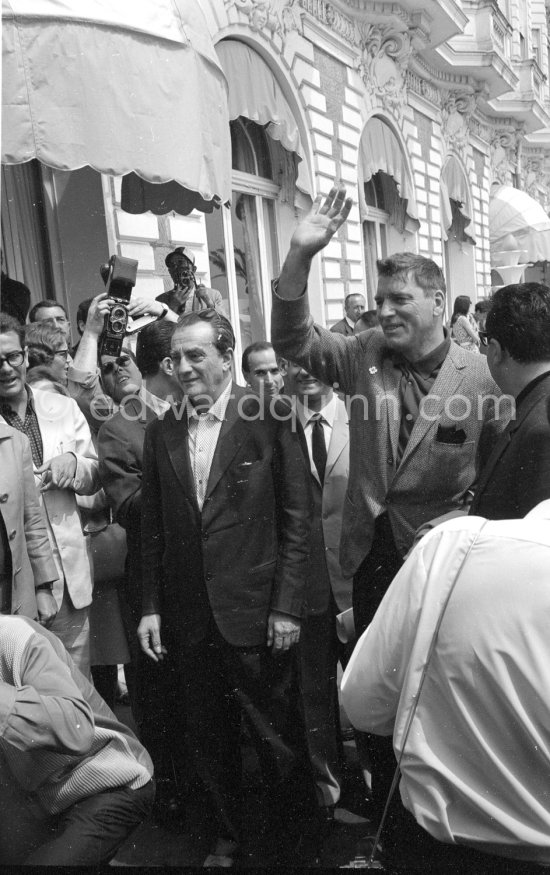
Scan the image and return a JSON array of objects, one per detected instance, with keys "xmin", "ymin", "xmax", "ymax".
[
  {"xmin": 0, "ymin": 389, "xmax": 100, "ymax": 610},
  {"xmin": 0, "ymin": 424, "xmax": 58, "ymax": 619},
  {"xmin": 272, "ymin": 291, "xmax": 511, "ymax": 576}
]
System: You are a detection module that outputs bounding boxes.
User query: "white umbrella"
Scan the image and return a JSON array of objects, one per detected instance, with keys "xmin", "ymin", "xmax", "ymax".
[
  {"xmin": 2, "ymin": 0, "xmax": 231, "ymax": 213},
  {"xmin": 489, "ymin": 184, "xmax": 550, "ymax": 263}
]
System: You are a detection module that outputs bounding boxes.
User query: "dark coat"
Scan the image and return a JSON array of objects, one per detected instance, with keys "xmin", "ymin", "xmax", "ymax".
[
  {"xmin": 330, "ymin": 318, "xmax": 354, "ymax": 336},
  {"xmin": 97, "ymin": 396, "xmax": 158, "ymax": 618},
  {"xmin": 470, "ymin": 372, "xmax": 550, "ymax": 520},
  {"xmin": 140, "ymin": 385, "xmax": 312, "ymax": 648}
]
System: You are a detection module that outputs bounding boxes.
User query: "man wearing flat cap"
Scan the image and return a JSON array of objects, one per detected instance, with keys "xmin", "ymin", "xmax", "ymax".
[{"xmin": 156, "ymin": 247, "xmax": 227, "ymax": 317}]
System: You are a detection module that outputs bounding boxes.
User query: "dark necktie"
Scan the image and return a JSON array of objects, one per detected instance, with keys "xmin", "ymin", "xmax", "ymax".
[{"xmin": 310, "ymin": 413, "xmax": 327, "ymax": 483}]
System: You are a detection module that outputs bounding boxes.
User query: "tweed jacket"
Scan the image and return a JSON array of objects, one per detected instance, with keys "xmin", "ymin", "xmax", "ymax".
[
  {"xmin": 0, "ymin": 425, "xmax": 57, "ymax": 619},
  {"xmin": 470, "ymin": 371, "xmax": 550, "ymax": 520},
  {"xmin": 0, "ymin": 388, "xmax": 100, "ymax": 610},
  {"xmin": 272, "ymin": 290, "xmax": 510, "ymax": 576},
  {"xmin": 140, "ymin": 385, "xmax": 312, "ymax": 648}
]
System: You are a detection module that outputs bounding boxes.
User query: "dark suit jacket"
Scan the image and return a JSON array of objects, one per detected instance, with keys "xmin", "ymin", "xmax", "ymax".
[
  {"xmin": 470, "ymin": 372, "xmax": 550, "ymax": 519},
  {"xmin": 140, "ymin": 385, "xmax": 312, "ymax": 648},
  {"xmin": 330, "ymin": 318, "xmax": 353, "ymax": 336},
  {"xmin": 98, "ymin": 396, "xmax": 158, "ymax": 618}
]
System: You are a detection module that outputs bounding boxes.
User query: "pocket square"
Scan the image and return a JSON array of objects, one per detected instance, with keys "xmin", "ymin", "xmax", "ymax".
[{"xmin": 436, "ymin": 425, "xmax": 467, "ymax": 445}]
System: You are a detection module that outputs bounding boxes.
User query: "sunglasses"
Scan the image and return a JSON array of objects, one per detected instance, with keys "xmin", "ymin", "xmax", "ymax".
[
  {"xmin": 101, "ymin": 354, "xmax": 133, "ymax": 375},
  {"xmin": 478, "ymin": 331, "xmax": 491, "ymax": 343}
]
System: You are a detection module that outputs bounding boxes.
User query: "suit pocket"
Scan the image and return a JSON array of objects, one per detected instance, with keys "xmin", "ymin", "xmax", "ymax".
[
  {"xmin": 250, "ymin": 559, "xmax": 276, "ymax": 575},
  {"xmin": 428, "ymin": 439, "xmax": 476, "ymax": 494}
]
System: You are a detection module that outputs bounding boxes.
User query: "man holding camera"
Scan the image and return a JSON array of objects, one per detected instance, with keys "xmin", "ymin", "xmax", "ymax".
[{"xmin": 156, "ymin": 247, "xmax": 227, "ymax": 317}]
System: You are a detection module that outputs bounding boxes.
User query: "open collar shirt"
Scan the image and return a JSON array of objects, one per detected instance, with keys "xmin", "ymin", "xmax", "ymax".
[{"xmin": 186, "ymin": 380, "xmax": 232, "ymax": 511}]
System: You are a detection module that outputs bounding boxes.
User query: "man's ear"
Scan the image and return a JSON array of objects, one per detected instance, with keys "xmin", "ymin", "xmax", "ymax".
[
  {"xmin": 278, "ymin": 357, "xmax": 288, "ymax": 375},
  {"xmin": 433, "ymin": 290, "xmax": 446, "ymax": 318},
  {"xmin": 222, "ymin": 349, "xmax": 233, "ymax": 373},
  {"xmin": 488, "ymin": 337, "xmax": 504, "ymax": 365},
  {"xmin": 160, "ymin": 357, "xmax": 174, "ymax": 376}
]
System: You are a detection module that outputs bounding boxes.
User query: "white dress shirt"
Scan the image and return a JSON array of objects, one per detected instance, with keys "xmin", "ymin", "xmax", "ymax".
[
  {"xmin": 186, "ymin": 381, "xmax": 232, "ymax": 511},
  {"xmin": 341, "ymin": 501, "xmax": 550, "ymax": 864},
  {"xmin": 295, "ymin": 394, "xmax": 336, "ymax": 480}
]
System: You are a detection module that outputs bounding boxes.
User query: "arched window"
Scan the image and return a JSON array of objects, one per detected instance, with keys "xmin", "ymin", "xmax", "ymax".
[{"xmin": 359, "ymin": 118, "xmax": 419, "ymax": 306}]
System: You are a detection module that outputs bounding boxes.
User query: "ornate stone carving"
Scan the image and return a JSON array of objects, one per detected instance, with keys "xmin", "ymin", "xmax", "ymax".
[
  {"xmin": 235, "ymin": 0, "xmax": 303, "ymax": 38},
  {"xmin": 490, "ymin": 127, "xmax": 523, "ymax": 186},
  {"xmin": 406, "ymin": 69, "xmax": 441, "ymax": 106},
  {"xmin": 356, "ymin": 23, "xmax": 412, "ymax": 120},
  {"xmin": 441, "ymin": 90, "xmax": 476, "ymax": 156},
  {"xmin": 298, "ymin": 0, "xmax": 356, "ymax": 43}
]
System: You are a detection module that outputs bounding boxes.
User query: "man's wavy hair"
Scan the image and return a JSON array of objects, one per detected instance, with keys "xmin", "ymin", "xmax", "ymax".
[
  {"xmin": 175, "ymin": 309, "xmax": 235, "ymax": 354},
  {"xmin": 486, "ymin": 282, "xmax": 550, "ymax": 363},
  {"xmin": 377, "ymin": 252, "xmax": 446, "ymax": 298}
]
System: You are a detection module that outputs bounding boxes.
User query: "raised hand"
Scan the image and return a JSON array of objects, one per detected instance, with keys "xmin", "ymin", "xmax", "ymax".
[{"xmin": 290, "ymin": 183, "xmax": 353, "ymax": 259}]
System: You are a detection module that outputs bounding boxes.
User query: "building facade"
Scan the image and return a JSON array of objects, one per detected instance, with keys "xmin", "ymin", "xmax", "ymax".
[{"xmin": 3, "ymin": 0, "xmax": 550, "ymax": 371}]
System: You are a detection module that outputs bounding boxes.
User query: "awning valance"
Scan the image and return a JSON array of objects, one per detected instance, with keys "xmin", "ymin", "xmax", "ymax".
[
  {"xmin": 215, "ymin": 40, "xmax": 312, "ymax": 196},
  {"xmin": 358, "ymin": 117, "xmax": 419, "ymax": 231},
  {"xmin": 441, "ymin": 158, "xmax": 475, "ymax": 243},
  {"xmin": 490, "ymin": 185, "xmax": 550, "ymax": 263},
  {"xmin": 2, "ymin": 0, "xmax": 231, "ymax": 214}
]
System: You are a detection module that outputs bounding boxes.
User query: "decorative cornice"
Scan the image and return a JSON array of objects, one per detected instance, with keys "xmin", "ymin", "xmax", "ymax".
[{"xmin": 298, "ymin": 0, "xmax": 356, "ymax": 42}]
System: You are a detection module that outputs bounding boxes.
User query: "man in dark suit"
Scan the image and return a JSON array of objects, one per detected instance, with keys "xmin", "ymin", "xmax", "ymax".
[
  {"xmin": 138, "ymin": 310, "xmax": 312, "ymax": 866},
  {"xmin": 98, "ymin": 321, "xmax": 183, "ymax": 819},
  {"xmin": 330, "ymin": 293, "xmax": 366, "ymax": 335},
  {"xmin": 470, "ymin": 282, "xmax": 550, "ymax": 519},
  {"xmin": 284, "ymin": 362, "xmax": 353, "ymax": 822}
]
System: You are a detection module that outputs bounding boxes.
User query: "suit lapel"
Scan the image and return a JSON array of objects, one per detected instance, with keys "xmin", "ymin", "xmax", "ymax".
[
  {"xmin": 398, "ymin": 346, "xmax": 466, "ymax": 466},
  {"xmin": 325, "ymin": 403, "xmax": 348, "ymax": 478},
  {"xmin": 205, "ymin": 389, "xmax": 250, "ymax": 500},
  {"xmin": 381, "ymin": 356, "xmax": 401, "ymax": 464}
]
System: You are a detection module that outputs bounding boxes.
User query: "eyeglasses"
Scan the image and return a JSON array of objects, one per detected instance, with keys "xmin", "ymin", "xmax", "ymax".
[
  {"xmin": 101, "ymin": 354, "xmax": 133, "ymax": 375},
  {"xmin": 0, "ymin": 350, "xmax": 25, "ymax": 368},
  {"xmin": 478, "ymin": 331, "xmax": 491, "ymax": 343},
  {"xmin": 54, "ymin": 348, "xmax": 70, "ymax": 360}
]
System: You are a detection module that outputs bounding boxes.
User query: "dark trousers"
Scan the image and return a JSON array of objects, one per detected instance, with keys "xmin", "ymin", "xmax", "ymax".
[
  {"xmin": 175, "ymin": 622, "xmax": 299, "ymax": 844},
  {"xmin": 119, "ymin": 584, "xmax": 187, "ymax": 798},
  {"xmin": 352, "ymin": 514, "xmax": 404, "ymax": 819},
  {"xmin": 296, "ymin": 603, "xmax": 341, "ymax": 808},
  {"xmin": 1, "ymin": 780, "xmax": 154, "ymax": 866}
]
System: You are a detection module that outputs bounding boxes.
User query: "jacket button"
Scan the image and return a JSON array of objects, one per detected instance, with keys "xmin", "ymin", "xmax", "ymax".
[
  {"xmin": 387, "ymin": 458, "xmax": 393, "ymax": 465},
  {"xmin": 205, "ymin": 572, "xmax": 213, "ymax": 582},
  {"xmin": 9, "ymin": 529, "xmax": 16, "ymax": 540},
  {"xmin": 0, "ymin": 494, "xmax": 8, "ymax": 503},
  {"xmin": 202, "ymin": 532, "xmax": 209, "ymax": 541}
]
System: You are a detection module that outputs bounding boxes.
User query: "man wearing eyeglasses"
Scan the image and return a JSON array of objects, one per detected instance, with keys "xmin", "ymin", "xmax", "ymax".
[
  {"xmin": 0, "ymin": 314, "xmax": 100, "ymax": 677},
  {"xmin": 469, "ymin": 282, "xmax": 550, "ymax": 520}
]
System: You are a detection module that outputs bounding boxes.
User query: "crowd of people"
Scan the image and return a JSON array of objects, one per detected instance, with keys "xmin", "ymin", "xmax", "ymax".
[{"xmin": 1, "ymin": 180, "xmax": 550, "ymax": 868}]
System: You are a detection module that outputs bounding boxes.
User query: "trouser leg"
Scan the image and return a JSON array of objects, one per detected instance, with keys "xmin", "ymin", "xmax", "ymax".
[
  {"xmin": 49, "ymin": 583, "xmax": 91, "ymax": 678},
  {"xmin": 23, "ymin": 781, "xmax": 155, "ymax": 867},
  {"xmin": 296, "ymin": 608, "xmax": 341, "ymax": 808}
]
